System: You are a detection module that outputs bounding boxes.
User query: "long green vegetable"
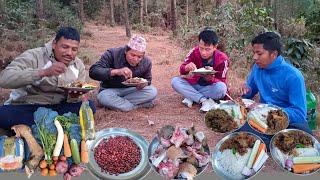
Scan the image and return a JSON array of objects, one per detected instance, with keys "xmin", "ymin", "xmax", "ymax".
[{"xmin": 34, "ymin": 112, "xmax": 56, "ymax": 165}]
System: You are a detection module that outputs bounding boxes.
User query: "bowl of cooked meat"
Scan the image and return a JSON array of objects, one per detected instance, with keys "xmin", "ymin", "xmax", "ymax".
[
  {"xmin": 204, "ymin": 100, "xmax": 247, "ymax": 133},
  {"xmin": 270, "ymin": 129, "xmax": 320, "ymax": 175},
  {"xmin": 246, "ymin": 104, "xmax": 289, "ymax": 135}
]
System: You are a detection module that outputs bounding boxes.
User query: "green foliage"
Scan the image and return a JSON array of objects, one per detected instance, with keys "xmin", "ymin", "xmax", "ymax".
[
  {"xmin": 1, "ymin": 0, "xmax": 82, "ymax": 49},
  {"xmin": 284, "ymin": 38, "xmax": 314, "ymax": 69}
]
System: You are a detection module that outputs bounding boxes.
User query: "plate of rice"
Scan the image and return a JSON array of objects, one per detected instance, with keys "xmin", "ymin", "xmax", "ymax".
[
  {"xmin": 204, "ymin": 100, "xmax": 247, "ymax": 133},
  {"xmin": 212, "ymin": 132, "xmax": 268, "ymax": 180},
  {"xmin": 247, "ymin": 104, "xmax": 289, "ymax": 135},
  {"xmin": 270, "ymin": 129, "xmax": 320, "ymax": 175}
]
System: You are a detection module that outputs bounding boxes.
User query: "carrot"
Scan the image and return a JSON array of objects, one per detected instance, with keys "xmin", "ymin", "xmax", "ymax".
[
  {"xmin": 249, "ymin": 120, "xmax": 267, "ymax": 133},
  {"xmin": 63, "ymin": 133, "xmax": 72, "ymax": 157},
  {"xmin": 253, "ymin": 143, "xmax": 266, "ymax": 165},
  {"xmin": 292, "ymin": 164, "xmax": 320, "ymax": 174},
  {"xmin": 81, "ymin": 140, "xmax": 89, "ymax": 163}
]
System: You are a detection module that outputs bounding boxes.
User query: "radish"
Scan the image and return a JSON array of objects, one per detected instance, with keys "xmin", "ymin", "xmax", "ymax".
[{"xmin": 53, "ymin": 119, "xmax": 64, "ymax": 157}]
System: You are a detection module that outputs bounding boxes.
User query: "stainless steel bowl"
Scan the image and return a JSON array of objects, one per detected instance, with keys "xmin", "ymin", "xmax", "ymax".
[
  {"xmin": 148, "ymin": 136, "xmax": 210, "ymax": 179},
  {"xmin": 86, "ymin": 128, "xmax": 151, "ymax": 180},
  {"xmin": 247, "ymin": 104, "xmax": 289, "ymax": 135},
  {"xmin": 270, "ymin": 129, "xmax": 320, "ymax": 176},
  {"xmin": 212, "ymin": 131, "xmax": 267, "ymax": 180}
]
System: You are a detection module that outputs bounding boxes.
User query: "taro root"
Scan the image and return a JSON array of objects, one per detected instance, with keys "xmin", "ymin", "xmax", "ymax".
[
  {"xmin": 205, "ymin": 109, "xmax": 238, "ymax": 133},
  {"xmin": 11, "ymin": 124, "xmax": 44, "ymax": 178}
]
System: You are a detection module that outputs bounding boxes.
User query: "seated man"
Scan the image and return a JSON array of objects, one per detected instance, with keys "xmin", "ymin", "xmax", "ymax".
[
  {"xmin": 0, "ymin": 27, "xmax": 95, "ymax": 130},
  {"xmin": 89, "ymin": 35, "xmax": 157, "ymax": 112},
  {"xmin": 171, "ymin": 28, "xmax": 229, "ymax": 112},
  {"xmin": 235, "ymin": 32, "xmax": 312, "ymax": 145}
]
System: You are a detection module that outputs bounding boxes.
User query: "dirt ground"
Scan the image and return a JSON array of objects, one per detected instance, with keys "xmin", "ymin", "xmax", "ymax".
[{"xmin": 1, "ymin": 22, "xmax": 319, "ymax": 174}]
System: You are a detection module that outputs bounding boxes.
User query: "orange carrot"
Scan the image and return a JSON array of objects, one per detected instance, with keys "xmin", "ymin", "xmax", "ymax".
[
  {"xmin": 292, "ymin": 164, "xmax": 320, "ymax": 174},
  {"xmin": 63, "ymin": 134, "xmax": 72, "ymax": 158},
  {"xmin": 81, "ymin": 140, "xmax": 89, "ymax": 163},
  {"xmin": 253, "ymin": 143, "xmax": 266, "ymax": 165},
  {"xmin": 249, "ymin": 120, "xmax": 267, "ymax": 133}
]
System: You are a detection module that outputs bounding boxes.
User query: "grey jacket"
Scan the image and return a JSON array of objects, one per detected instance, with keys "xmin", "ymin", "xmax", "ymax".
[
  {"xmin": 0, "ymin": 41, "xmax": 86, "ymax": 105},
  {"xmin": 89, "ymin": 46, "xmax": 152, "ymax": 88}
]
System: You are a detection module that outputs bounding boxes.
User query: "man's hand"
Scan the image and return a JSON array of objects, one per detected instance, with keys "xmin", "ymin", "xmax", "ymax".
[
  {"xmin": 184, "ymin": 62, "xmax": 197, "ymax": 72},
  {"xmin": 136, "ymin": 82, "xmax": 148, "ymax": 90},
  {"xmin": 111, "ymin": 67, "xmax": 132, "ymax": 79},
  {"xmin": 203, "ymin": 74, "xmax": 215, "ymax": 82},
  {"xmin": 230, "ymin": 83, "xmax": 251, "ymax": 97},
  {"xmin": 38, "ymin": 62, "xmax": 66, "ymax": 77}
]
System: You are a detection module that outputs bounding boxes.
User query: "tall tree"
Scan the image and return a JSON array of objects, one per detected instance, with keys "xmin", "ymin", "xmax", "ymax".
[
  {"xmin": 171, "ymin": 0, "xmax": 177, "ymax": 36},
  {"xmin": 144, "ymin": 0, "xmax": 148, "ymax": 15},
  {"xmin": 123, "ymin": 0, "xmax": 131, "ymax": 37},
  {"xmin": 35, "ymin": 0, "xmax": 44, "ymax": 19},
  {"xmin": 186, "ymin": 0, "xmax": 188, "ymax": 26},
  {"xmin": 110, "ymin": 0, "xmax": 115, "ymax": 27},
  {"xmin": 140, "ymin": 0, "xmax": 144, "ymax": 24},
  {"xmin": 78, "ymin": 0, "xmax": 85, "ymax": 22}
]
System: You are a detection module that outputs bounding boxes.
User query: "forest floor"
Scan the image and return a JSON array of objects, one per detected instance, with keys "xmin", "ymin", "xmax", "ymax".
[{"xmin": 1, "ymin": 22, "xmax": 319, "ymax": 175}]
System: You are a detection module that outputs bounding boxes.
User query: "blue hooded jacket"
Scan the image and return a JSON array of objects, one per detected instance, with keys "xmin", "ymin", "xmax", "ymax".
[{"xmin": 243, "ymin": 55, "xmax": 307, "ymax": 124}]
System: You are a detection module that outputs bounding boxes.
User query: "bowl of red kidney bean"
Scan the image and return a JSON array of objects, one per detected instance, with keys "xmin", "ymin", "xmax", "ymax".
[{"xmin": 87, "ymin": 128, "xmax": 151, "ymax": 179}]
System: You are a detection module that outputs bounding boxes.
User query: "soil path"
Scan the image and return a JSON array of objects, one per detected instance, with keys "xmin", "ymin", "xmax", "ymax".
[{"xmin": 82, "ymin": 23, "xmax": 280, "ymax": 172}]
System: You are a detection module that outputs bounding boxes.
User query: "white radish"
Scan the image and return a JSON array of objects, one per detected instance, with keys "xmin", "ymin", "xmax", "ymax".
[
  {"xmin": 53, "ymin": 119, "xmax": 64, "ymax": 157},
  {"xmin": 246, "ymin": 140, "xmax": 261, "ymax": 168}
]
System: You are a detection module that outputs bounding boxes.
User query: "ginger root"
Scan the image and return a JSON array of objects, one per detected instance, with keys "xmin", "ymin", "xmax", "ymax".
[{"xmin": 11, "ymin": 124, "xmax": 44, "ymax": 178}]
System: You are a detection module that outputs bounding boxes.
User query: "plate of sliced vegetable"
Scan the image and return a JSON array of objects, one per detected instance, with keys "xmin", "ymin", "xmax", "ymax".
[
  {"xmin": 86, "ymin": 128, "xmax": 150, "ymax": 180},
  {"xmin": 212, "ymin": 131, "xmax": 268, "ymax": 180},
  {"xmin": 247, "ymin": 104, "xmax": 289, "ymax": 135},
  {"xmin": 270, "ymin": 129, "xmax": 320, "ymax": 176}
]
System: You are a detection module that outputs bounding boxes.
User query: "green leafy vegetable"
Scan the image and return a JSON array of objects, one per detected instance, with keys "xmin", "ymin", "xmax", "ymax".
[{"xmin": 295, "ymin": 143, "xmax": 305, "ymax": 148}]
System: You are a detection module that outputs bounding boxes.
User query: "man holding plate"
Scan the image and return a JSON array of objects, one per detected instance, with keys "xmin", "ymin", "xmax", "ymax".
[
  {"xmin": 171, "ymin": 28, "xmax": 230, "ymax": 112},
  {"xmin": 0, "ymin": 27, "xmax": 95, "ymax": 130},
  {"xmin": 89, "ymin": 35, "xmax": 157, "ymax": 112}
]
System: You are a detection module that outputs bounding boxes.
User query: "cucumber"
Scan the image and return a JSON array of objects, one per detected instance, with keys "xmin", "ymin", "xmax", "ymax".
[{"xmin": 70, "ymin": 139, "xmax": 81, "ymax": 164}]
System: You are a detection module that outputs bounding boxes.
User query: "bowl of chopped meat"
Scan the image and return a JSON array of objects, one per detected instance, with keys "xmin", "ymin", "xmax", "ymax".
[
  {"xmin": 87, "ymin": 128, "xmax": 151, "ymax": 179},
  {"xmin": 148, "ymin": 125, "xmax": 210, "ymax": 179}
]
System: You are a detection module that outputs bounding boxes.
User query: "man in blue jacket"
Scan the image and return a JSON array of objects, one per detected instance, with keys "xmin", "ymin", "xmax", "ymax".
[{"xmin": 236, "ymin": 32, "xmax": 312, "ymax": 145}]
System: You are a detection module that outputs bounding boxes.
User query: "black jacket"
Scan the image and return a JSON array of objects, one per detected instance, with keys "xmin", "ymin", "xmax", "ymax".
[{"xmin": 89, "ymin": 46, "xmax": 152, "ymax": 88}]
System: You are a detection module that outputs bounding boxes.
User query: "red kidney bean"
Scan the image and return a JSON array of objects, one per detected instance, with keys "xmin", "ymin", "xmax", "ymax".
[{"xmin": 94, "ymin": 136, "xmax": 141, "ymax": 175}]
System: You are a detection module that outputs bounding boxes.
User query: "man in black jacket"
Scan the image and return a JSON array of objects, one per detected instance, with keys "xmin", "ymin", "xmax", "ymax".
[{"xmin": 89, "ymin": 35, "xmax": 157, "ymax": 111}]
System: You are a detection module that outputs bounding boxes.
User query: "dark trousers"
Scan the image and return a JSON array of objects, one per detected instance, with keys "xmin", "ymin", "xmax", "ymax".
[
  {"xmin": 0, "ymin": 100, "xmax": 96, "ymax": 130},
  {"xmin": 236, "ymin": 121, "xmax": 313, "ymax": 150}
]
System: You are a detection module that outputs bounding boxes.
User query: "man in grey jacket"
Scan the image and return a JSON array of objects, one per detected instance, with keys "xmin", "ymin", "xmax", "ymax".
[
  {"xmin": 0, "ymin": 27, "xmax": 95, "ymax": 130},
  {"xmin": 89, "ymin": 35, "xmax": 157, "ymax": 111}
]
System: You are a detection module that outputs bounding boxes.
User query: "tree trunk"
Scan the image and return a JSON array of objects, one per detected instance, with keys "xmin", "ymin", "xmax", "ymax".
[
  {"xmin": 140, "ymin": 0, "xmax": 144, "ymax": 24},
  {"xmin": 110, "ymin": 0, "xmax": 115, "ymax": 27},
  {"xmin": 144, "ymin": 0, "xmax": 148, "ymax": 15},
  {"xmin": 171, "ymin": 0, "xmax": 177, "ymax": 36},
  {"xmin": 123, "ymin": 0, "xmax": 131, "ymax": 37},
  {"xmin": 35, "ymin": 0, "xmax": 44, "ymax": 19},
  {"xmin": 186, "ymin": 0, "xmax": 188, "ymax": 26},
  {"xmin": 78, "ymin": 0, "xmax": 85, "ymax": 22}
]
